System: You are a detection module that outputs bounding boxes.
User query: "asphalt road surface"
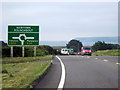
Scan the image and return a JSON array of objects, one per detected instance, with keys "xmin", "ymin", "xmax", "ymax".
[{"xmin": 34, "ymin": 55, "xmax": 119, "ymax": 89}]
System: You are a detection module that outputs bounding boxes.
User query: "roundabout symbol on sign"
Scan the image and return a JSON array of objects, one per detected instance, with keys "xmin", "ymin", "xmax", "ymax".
[{"xmin": 12, "ymin": 34, "xmax": 34, "ymax": 45}]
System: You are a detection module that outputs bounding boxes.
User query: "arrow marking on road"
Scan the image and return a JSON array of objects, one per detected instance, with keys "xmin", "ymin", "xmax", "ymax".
[{"xmin": 56, "ymin": 56, "xmax": 66, "ymax": 90}]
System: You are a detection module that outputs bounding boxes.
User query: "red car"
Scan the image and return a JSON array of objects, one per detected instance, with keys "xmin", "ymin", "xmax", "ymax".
[{"xmin": 81, "ymin": 47, "xmax": 92, "ymax": 56}]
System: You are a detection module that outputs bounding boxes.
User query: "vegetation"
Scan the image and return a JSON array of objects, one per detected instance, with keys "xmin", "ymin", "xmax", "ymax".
[
  {"xmin": 2, "ymin": 45, "xmax": 54, "ymax": 57},
  {"xmin": 2, "ymin": 55, "xmax": 53, "ymax": 64},
  {"xmin": 2, "ymin": 62, "xmax": 51, "ymax": 88},
  {"xmin": 92, "ymin": 49, "xmax": 120, "ymax": 56},
  {"xmin": 1, "ymin": 41, "xmax": 7, "ymax": 47},
  {"xmin": 67, "ymin": 39, "xmax": 83, "ymax": 52},
  {"xmin": 92, "ymin": 41, "xmax": 120, "ymax": 51},
  {"xmin": 1, "ymin": 41, "xmax": 53, "ymax": 88}
]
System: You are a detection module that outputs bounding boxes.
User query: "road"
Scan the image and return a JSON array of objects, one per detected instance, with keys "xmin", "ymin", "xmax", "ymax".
[{"xmin": 34, "ymin": 55, "xmax": 119, "ymax": 89}]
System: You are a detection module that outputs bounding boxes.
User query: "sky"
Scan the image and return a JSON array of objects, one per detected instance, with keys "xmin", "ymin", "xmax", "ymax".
[{"xmin": 1, "ymin": 0, "xmax": 118, "ymax": 41}]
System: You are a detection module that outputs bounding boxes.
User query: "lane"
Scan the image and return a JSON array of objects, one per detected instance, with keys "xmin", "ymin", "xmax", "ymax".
[
  {"xmin": 33, "ymin": 55, "xmax": 118, "ymax": 89},
  {"xmin": 90, "ymin": 56, "xmax": 119, "ymax": 63},
  {"xmin": 34, "ymin": 56, "xmax": 61, "ymax": 88},
  {"xmin": 58, "ymin": 55, "xmax": 118, "ymax": 88}
]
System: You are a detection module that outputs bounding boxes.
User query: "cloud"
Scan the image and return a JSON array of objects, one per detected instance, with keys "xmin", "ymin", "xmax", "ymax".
[
  {"xmin": 2, "ymin": 2, "xmax": 118, "ymax": 41},
  {"xmin": 2, "ymin": 0, "xmax": 119, "ymax": 2}
]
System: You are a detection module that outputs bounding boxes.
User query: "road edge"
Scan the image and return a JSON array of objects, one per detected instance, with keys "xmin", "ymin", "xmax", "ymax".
[
  {"xmin": 56, "ymin": 55, "xmax": 66, "ymax": 89},
  {"xmin": 29, "ymin": 61, "xmax": 53, "ymax": 89}
]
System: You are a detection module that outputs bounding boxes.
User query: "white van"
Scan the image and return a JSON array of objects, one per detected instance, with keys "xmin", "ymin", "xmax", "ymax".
[{"xmin": 60, "ymin": 48, "xmax": 69, "ymax": 55}]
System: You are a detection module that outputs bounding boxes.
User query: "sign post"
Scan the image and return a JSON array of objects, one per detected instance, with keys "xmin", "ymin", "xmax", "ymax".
[
  {"xmin": 8, "ymin": 24, "xmax": 39, "ymax": 57},
  {"xmin": 22, "ymin": 46, "xmax": 24, "ymax": 57},
  {"xmin": 34, "ymin": 46, "xmax": 36, "ymax": 57},
  {"xmin": 11, "ymin": 46, "xmax": 13, "ymax": 57}
]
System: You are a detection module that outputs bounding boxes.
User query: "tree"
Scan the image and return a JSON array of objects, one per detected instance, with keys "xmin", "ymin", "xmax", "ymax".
[
  {"xmin": 0, "ymin": 41, "xmax": 7, "ymax": 47},
  {"xmin": 92, "ymin": 41, "xmax": 107, "ymax": 51},
  {"xmin": 67, "ymin": 39, "xmax": 83, "ymax": 52},
  {"xmin": 92, "ymin": 41, "xmax": 120, "ymax": 51}
]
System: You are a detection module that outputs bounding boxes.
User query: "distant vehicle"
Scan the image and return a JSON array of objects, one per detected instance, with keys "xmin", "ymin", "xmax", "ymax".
[
  {"xmin": 68, "ymin": 49, "xmax": 74, "ymax": 55},
  {"xmin": 74, "ymin": 52, "xmax": 81, "ymax": 55},
  {"xmin": 61, "ymin": 48, "xmax": 69, "ymax": 55},
  {"xmin": 81, "ymin": 47, "xmax": 92, "ymax": 56}
]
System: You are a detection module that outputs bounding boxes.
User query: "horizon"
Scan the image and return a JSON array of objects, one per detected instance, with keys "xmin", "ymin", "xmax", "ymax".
[
  {"xmin": 2, "ymin": 36, "xmax": 118, "ymax": 42},
  {"xmin": 2, "ymin": 37, "xmax": 118, "ymax": 46}
]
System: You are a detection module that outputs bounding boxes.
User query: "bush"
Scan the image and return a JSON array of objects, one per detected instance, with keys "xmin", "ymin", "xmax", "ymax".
[
  {"xmin": 24, "ymin": 47, "xmax": 34, "ymax": 57},
  {"xmin": 92, "ymin": 41, "xmax": 120, "ymax": 51},
  {"xmin": 13, "ymin": 47, "xmax": 22, "ymax": 57},
  {"xmin": 36, "ymin": 49, "xmax": 46, "ymax": 56},
  {"xmin": 37, "ymin": 45, "xmax": 54, "ymax": 55},
  {"xmin": 2, "ymin": 45, "xmax": 54, "ymax": 57},
  {"xmin": 2, "ymin": 46, "xmax": 22, "ymax": 57},
  {"xmin": 2, "ymin": 46, "xmax": 10, "ymax": 57}
]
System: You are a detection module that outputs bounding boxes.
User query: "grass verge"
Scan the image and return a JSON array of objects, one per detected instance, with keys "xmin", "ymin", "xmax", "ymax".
[
  {"xmin": 2, "ymin": 55, "xmax": 53, "ymax": 64},
  {"xmin": 2, "ymin": 62, "xmax": 51, "ymax": 88},
  {"xmin": 92, "ymin": 49, "xmax": 120, "ymax": 56}
]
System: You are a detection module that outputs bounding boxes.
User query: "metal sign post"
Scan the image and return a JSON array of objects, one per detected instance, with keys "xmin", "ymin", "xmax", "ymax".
[
  {"xmin": 11, "ymin": 46, "xmax": 13, "ymax": 57},
  {"xmin": 34, "ymin": 46, "xmax": 36, "ymax": 57},
  {"xmin": 22, "ymin": 46, "xmax": 24, "ymax": 57}
]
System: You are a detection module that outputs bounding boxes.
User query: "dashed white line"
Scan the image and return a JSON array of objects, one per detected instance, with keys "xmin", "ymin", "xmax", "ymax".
[
  {"xmin": 56, "ymin": 56, "xmax": 66, "ymax": 89},
  {"xmin": 94, "ymin": 57, "xmax": 119, "ymax": 65},
  {"xmin": 103, "ymin": 59, "xmax": 108, "ymax": 62},
  {"xmin": 116, "ymin": 63, "xmax": 120, "ymax": 65},
  {"xmin": 87, "ymin": 56, "xmax": 90, "ymax": 58}
]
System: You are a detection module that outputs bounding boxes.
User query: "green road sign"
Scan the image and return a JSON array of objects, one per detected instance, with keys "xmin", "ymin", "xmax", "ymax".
[{"xmin": 8, "ymin": 25, "xmax": 39, "ymax": 46}]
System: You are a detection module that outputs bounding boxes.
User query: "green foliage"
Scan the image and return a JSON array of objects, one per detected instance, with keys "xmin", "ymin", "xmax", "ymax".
[
  {"xmin": 37, "ymin": 45, "xmax": 54, "ymax": 55},
  {"xmin": 2, "ymin": 45, "xmax": 54, "ymax": 57},
  {"xmin": 67, "ymin": 39, "xmax": 83, "ymax": 52},
  {"xmin": 24, "ymin": 47, "xmax": 34, "ymax": 57},
  {"xmin": 2, "ymin": 62, "xmax": 51, "ymax": 88},
  {"xmin": 2, "ymin": 55, "xmax": 53, "ymax": 64},
  {"xmin": 2, "ymin": 46, "xmax": 10, "ymax": 57},
  {"xmin": 13, "ymin": 47, "xmax": 22, "ymax": 57},
  {"xmin": 92, "ymin": 49, "xmax": 120, "ymax": 56},
  {"xmin": 92, "ymin": 41, "xmax": 120, "ymax": 51},
  {"xmin": 36, "ymin": 49, "xmax": 46, "ymax": 56}
]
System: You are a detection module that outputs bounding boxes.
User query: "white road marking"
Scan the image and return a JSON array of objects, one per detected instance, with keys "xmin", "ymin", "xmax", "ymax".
[
  {"xmin": 56, "ymin": 56, "xmax": 66, "ymax": 89},
  {"xmin": 116, "ymin": 63, "xmax": 120, "ymax": 65},
  {"xmin": 51, "ymin": 60, "xmax": 53, "ymax": 63},
  {"xmin": 87, "ymin": 56, "xmax": 90, "ymax": 58},
  {"xmin": 95, "ymin": 58, "xmax": 98, "ymax": 59},
  {"xmin": 103, "ymin": 59, "xmax": 108, "ymax": 62}
]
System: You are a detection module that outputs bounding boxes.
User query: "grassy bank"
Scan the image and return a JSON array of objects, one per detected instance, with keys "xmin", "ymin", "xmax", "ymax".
[
  {"xmin": 2, "ymin": 55, "xmax": 53, "ymax": 64},
  {"xmin": 92, "ymin": 49, "xmax": 120, "ymax": 56},
  {"xmin": 2, "ymin": 62, "xmax": 51, "ymax": 88}
]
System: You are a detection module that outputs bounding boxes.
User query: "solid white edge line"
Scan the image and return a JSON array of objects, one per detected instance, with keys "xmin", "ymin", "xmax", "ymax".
[{"xmin": 56, "ymin": 55, "xmax": 66, "ymax": 90}]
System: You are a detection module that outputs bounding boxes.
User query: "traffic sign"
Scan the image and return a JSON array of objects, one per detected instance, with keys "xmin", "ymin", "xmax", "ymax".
[{"xmin": 8, "ymin": 25, "xmax": 39, "ymax": 46}]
